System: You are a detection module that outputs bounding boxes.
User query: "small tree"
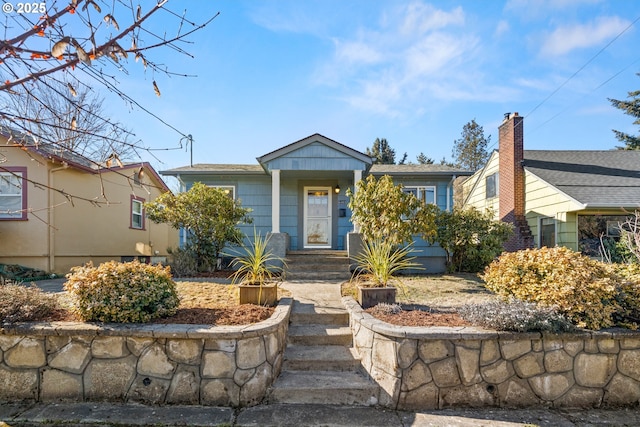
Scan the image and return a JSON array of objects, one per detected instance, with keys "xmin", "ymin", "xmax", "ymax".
[
  {"xmin": 452, "ymin": 119, "xmax": 491, "ymax": 171},
  {"xmin": 146, "ymin": 182, "xmax": 252, "ymax": 271},
  {"xmin": 416, "ymin": 152, "xmax": 434, "ymax": 164},
  {"xmin": 428, "ymin": 207, "xmax": 512, "ymax": 273},
  {"xmin": 347, "ymin": 175, "xmax": 438, "ymax": 245}
]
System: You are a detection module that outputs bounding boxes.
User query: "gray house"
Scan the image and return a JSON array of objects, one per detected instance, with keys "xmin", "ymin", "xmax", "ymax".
[{"xmin": 161, "ymin": 133, "xmax": 471, "ymax": 272}]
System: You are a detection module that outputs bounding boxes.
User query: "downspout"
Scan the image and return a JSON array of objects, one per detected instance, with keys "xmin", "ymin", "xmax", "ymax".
[
  {"xmin": 446, "ymin": 175, "xmax": 457, "ymax": 212},
  {"xmin": 176, "ymin": 174, "xmax": 187, "ymax": 246},
  {"xmin": 48, "ymin": 162, "xmax": 69, "ymax": 273}
]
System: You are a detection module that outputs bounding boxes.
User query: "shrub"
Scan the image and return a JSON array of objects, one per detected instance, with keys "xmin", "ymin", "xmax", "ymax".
[
  {"xmin": 64, "ymin": 260, "xmax": 179, "ymax": 323},
  {"xmin": 167, "ymin": 244, "xmax": 199, "ymax": 277},
  {"xmin": 459, "ymin": 299, "xmax": 574, "ymax": 332},
  {"xmin": 612, "ymin": 263, "xmax": 640, "ymax": 329},
  {"xmin": 429, "ymin": 207, "xmax": 513, "ymax": 273},
  {"xmin": 0, "ymin": 284, "xmax": 56, "ymax": 323},
  {"xmin": 368, "ymin": 302, "xmax": 403, "ymax": 315},
  {"xmin": 482, "ymin": 247, "xmax": 619, "ymax": 330}
]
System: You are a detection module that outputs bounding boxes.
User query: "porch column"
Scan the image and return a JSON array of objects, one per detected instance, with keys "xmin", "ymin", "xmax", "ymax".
[
  {"xmin": 271, "ymin": 169, "xmax": 280, "ymax": 233},
  {"xmin": 353, "ymin": 169, "xmax": 362, "ymax": 232}
]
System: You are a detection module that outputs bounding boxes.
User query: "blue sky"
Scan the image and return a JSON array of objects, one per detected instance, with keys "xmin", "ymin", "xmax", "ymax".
[{"xmin": 104, "ymin": 0, "xmax": 640, "ymax": 172}]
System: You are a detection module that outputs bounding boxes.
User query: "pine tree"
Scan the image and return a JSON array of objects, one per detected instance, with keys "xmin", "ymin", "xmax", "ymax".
[
  {"xmin": 416, "ymin": 152, "xmax": 434, "ymax": 164},
  {"xmin": 451, "ymin": 119, "xmax": 491, "ymax": 171},
  {"xmin": 366, "ymin": 138, "xmax": 396, "ymax": 164},
  {"xmin": 609, "ymin": 73, "xmax": 640, "ymax": 150}
]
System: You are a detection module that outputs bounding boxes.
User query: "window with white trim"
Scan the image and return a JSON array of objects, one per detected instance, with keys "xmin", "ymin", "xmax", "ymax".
[
  {"xmin": 131, "ymin": 196, "xmax": 145, "ymax": 230},
  {"xmin": 210, "ymin": 185, "xmax": 235, "ymax": 199},
  {"xmin": 0, "ymin": 168, "xmax": 27, "ymax": 220},
  {"xmin": 403, "ymin": 186, "xmax": 436, "ymax": 205},
  {"xmin": 486, "ymin": 172, "xmax": 498, "ymax": 199}
]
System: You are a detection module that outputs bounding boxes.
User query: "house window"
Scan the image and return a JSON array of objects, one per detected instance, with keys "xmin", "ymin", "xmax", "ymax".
[
  {"xmin": 486, "ymin": 173, "xmax": 498, "ymax": 199},
  {"xmin": 131, "ymin": 196, "xmax": 145, "ymax": 230},
  {"xmin": 539, "ymin": 217, "xmax": 555, "ymax": 248},
  {"xmin": 403, "ymin": 186, "xmax": 436, "ymax": 205},
  {"xmin": 0, "ymin": 167, "xmax": 27, "ymax": 220},
  {"xmin": 209, "ymin": 185, "xmax": 235, "ymax": 199}
]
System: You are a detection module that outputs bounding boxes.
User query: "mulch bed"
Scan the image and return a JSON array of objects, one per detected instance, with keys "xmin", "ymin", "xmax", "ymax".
[{"xmin": 365, "ymin": 309, "xmax": 471, "ymax": 327}]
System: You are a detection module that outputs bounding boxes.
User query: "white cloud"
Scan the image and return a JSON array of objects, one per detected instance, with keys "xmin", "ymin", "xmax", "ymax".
[
  {"xmin": 494, "ymin": 20, "xmax": 510, "ymax": 37},
  {"xmin": 400, "ymin": 2, "xmax": 465, "ymax": 36},
  {"xmin": 314, "ymin": 2, "xmax": 486, "ymax": 116},
  {"xmin": 540, "ymin": 16, "xmax": 630, "ymax": 56}
]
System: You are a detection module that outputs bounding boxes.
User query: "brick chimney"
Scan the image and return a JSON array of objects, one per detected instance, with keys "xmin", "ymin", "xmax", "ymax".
[{"xmin": 498, "ymin": 112, "xmax": 533, "ymax": 251}]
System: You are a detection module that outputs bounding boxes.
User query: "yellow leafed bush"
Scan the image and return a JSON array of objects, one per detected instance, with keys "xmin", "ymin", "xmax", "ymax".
[
  {"xmin": 482, "ymin": 247, "xmax": 619, "ymax": 330},
  {"xmin": 65, "ymin": 260, "xmax": 179, "ymax": 323}
]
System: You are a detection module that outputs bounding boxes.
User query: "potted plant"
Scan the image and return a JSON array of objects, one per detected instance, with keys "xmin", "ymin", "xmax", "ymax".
[
  {"xmin": 230, "ymin": 231, "xmax": 286, "ymax": 306},
  {"xmin": 351, "ymin": 238, "xmax": 420, "ymax": 308}
]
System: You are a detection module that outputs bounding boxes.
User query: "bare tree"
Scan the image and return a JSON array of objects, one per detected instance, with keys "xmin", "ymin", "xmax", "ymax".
[
  {"xmin": 4, "ymin": 77, "xmax": 135, "ymax": 161},
  {"xmin": 0, "ymin": 0, "xmax": 218, "ymax": 206}
]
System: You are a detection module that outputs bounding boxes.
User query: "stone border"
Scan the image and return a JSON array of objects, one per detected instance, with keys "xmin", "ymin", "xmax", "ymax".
[
  {"xmin": 0, "ymin": 298, "xmax": 292, "ymax": 407},
  {"xmin": 343, "ymin": 296, "xmax": 640, "ymax": 410}
]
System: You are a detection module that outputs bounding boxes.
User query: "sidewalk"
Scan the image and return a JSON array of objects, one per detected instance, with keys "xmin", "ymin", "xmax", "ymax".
[{"xmin": 2, "ymin": 401, "xmax": 640, "ymax": 426}]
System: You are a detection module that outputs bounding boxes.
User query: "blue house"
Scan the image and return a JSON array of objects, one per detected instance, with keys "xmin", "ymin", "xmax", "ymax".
[{"xmin": 161, "ymin": 134, "xmax": 471, "ymax": 272}]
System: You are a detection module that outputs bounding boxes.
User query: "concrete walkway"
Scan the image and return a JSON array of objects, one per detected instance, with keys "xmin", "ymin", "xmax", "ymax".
[{"xmin": 6, "ymin": 278, "xmax": 640, "ymax": 426}]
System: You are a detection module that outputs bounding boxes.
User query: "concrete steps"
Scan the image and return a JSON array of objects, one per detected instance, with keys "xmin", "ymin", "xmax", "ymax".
[
  {"xmin": 269, "ymin": 371, "xmax": 379, "ymax": 405},
  {"xmin": 285, "ymin": 250, "xmax": 351, "ymax": 281},
  {"xmin": 269, "ymin": 282, "xmax": 380, "ymax": 406}
]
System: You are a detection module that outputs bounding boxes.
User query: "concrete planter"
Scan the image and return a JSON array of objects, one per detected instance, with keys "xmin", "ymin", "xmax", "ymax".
[
  {"xmin": 238, "ymin": 283, "xmax": 278, "ymax": 306},
  {"xmin": 357, "ymin": 286, "xmax": 396, "ymax": 309}
]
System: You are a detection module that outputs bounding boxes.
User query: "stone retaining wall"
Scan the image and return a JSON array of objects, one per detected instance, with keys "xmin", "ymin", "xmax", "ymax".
[
  {"xmin": 343, "ymin": 297, "xmax": 640, "ymax": 410},
  {"xmin": 0, "ymin": 298, "xmax": 291, "ymax": 407}
]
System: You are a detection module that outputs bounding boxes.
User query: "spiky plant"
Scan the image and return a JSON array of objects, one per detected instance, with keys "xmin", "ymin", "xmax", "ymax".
[
  {"xmin": 352, "ymin": 238, "xmax": 420, "ymax": 287},
  {"xmin": 230, "ymin": 231, "xmax": 286, "ymax": 303}
]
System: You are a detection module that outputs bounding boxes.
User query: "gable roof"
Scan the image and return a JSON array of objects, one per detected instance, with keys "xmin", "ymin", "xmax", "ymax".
[
  {"xmin": 257, "ymin": 133, "xmax": 374, "ymax": 166},
  {"xmin": 523, "ymin": 150, "xmax": 640, "ymax": 208}
]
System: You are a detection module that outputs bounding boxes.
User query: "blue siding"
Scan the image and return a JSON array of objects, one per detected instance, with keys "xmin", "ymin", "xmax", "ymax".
[{"xmin": 265, "ymin": 143, "xmax": 368, "ymax": 171}]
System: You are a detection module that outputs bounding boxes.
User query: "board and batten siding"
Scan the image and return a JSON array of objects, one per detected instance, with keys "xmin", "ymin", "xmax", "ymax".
[
  {"xmin": 264, "ymin": 142, "xmax": 369, "ymax": 172},
  {"xmin": 524, "ymin": 170, "xmax": 582, "ymax": 250}
]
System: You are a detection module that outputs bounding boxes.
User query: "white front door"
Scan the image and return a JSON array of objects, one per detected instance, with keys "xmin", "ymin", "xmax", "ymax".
[{"xmin": 304, "ymin": 186, "xmax": 332, "ymax": 248}]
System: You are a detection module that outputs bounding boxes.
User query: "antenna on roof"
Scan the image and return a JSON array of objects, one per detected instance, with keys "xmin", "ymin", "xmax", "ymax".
[{"xmin": 181, "ymin": 134, "xmax": 194, "ymax": 167}]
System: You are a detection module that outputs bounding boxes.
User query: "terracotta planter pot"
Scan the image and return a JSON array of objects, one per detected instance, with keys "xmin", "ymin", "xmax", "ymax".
[
  {"xmin": 357, "ymin": 286, "xmax": 396, "ymax": 309},
  {"xmin": 238, "ymin": 283, "xmax": 278, "ymax": 306}
]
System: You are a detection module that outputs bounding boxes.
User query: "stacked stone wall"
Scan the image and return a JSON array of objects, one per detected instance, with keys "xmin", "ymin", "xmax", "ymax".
[
  {"xmin": 343, "ymin": 297, "xmax": 640, "ymax": 410},
  {"xmin": 0, "ymin": 298, "xmax": 291, "ymax": 407}
]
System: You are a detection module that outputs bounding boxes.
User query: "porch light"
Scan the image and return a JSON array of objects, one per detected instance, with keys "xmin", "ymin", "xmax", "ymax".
[{"xmin": 334, "ymin": 185, "xmax": 340, "ymax": 194}]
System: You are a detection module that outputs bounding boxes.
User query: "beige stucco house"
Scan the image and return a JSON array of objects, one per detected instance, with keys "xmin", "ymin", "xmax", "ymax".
[
  {"xmin": 0, "ymin": 127, "xmax": 178, "ymax": 274},
  {"xmin": 463, "ymin": 113, "xmax": 640, "ymax": 255}
]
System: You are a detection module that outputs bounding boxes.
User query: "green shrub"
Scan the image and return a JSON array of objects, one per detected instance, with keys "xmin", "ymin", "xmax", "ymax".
[
  {"xmin": 482, "ymin": 247, "xmax": 619, "ymax": 330},
  {"xmin": 0, "ymin": 283, "xmax": 56, "ymax": 323},
  {"xmin": 459, "ymin": 299, "xmax": 574, "ymax": 332},
  {"xmin": 64, "ymin": 260, "xmax": 179, "ymax": 323},
  {"xmin": 430, "ymin": 207, "xmax": 513, "ymax": 273}
]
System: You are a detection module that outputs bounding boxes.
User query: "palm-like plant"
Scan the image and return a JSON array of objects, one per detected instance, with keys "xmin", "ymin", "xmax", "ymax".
[
  {"xmin": 352, "ymin": 238, "xmax": 420, "ymax": 287},
  {"xmin": 230, "ymin": 231, "xmax": 286, "ymax": 304}
]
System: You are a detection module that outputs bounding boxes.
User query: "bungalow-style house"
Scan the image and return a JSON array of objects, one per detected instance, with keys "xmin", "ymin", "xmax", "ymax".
[
  {"xmin": 161, "ymin": 133, "xmax": 472, "ymax": 273},
  {"xmin": 0, "ymin": 127, "xmax": 178, "ymax": 275},
  {"xmin": 463, "ymin": 112, "xmax": 640, "ymax": 254}
]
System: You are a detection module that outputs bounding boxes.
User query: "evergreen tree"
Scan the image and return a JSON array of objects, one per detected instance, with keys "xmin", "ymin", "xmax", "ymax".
[
  {"xmin": 398, "ymin": 152, "xmax": 408, "ymax": 165},
  {"xmin": 609, "ymin": 73, "xmax": 640, "ymax": 150},
  {"xmin": 416, "ymin": 152, "xmax": 434, "ymax": 164},
  {"xmin": 451, "ymin": 119, "xmax": 491, "ymax": 171},
  {"xmin": 366, "ymin": 138, "xmax": 396, "ymax": 164}
]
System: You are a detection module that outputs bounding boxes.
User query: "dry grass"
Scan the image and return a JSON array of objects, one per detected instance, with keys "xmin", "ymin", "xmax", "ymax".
[{"xmin": 342, "ymin": 273, "xmax": 501, "ymax": 326}]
